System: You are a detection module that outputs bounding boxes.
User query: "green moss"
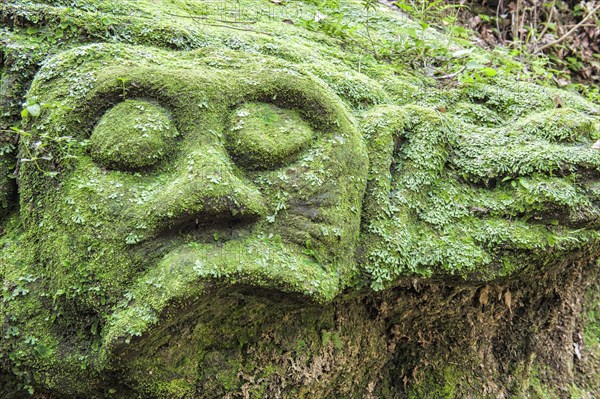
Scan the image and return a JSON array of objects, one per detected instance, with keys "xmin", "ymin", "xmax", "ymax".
[
  {"xmin": 314, "ymin": 69, "xmax": 389, "ymax": 109},
  {"xmin": 358, "ymin": 95, "xmax": 600, "ymax": 289},
  {"xmin": 407, "ymin": 367, "xmax": 459, "ymax": 399},
  {"xmin": 527, "ymin": 365, "xmax": 559, "ymax": 399},
  {"xmin": 0, "ymin": 34, "xmax": 371, "ymax": 394},
  {"xmin": 583, "ymin": 285, "xmax": 600, "ymax": 349},
  {"xmin": 1, "ymin": 0, "xmax": 600, "ymax": 397},
  {"xmin": 226, "ymin": 102, "xmax": 314, "ymax": 170},
  {"xmin": 450, "ymin": 102, "xmax": 503, "ymax": 127},
  {"xmin": 508, "ymin": 107, "xmax": 598, "ymax": 142},
  {"xmin": 0, "ymin": 157, "xmax": 14, "ymax": 217},
  {"xmin": 90, "ymin": 99, "xmax": 179, "ymax": 170}
]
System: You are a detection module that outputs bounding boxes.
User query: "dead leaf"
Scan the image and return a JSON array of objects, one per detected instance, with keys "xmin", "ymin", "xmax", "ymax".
[
  {"xmin": 504, "ymin": 290, "xmax": 512, "ymax": 308},
  {"xmin": 479, "ymin": 286, "xmax": 489, "ymax": 306}
]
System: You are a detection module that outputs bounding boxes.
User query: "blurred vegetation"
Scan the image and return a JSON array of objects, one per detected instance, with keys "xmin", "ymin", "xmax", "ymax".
[{"xmin": 393, "ymin": 0, "xmax": 599, "ymax": 100}]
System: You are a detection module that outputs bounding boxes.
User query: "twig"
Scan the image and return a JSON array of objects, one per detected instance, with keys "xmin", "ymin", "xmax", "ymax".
[
  {"xmin": 187, "ymin": 21, "xmax": 271, "ymax": 35},
  {"xmin": 537, "ymin": 0, "xmax": 555, "ymax": 40},
  {"xmin": 434, "ymin": 65, "xmax": 466, "ymax": 80},
  {"xmin": 537, "ymin": 3, "xmax": 600, "ymax": 52},
  {"xmin": 165, "ymin": 12, "xmax": 272, "ymax": 36},
  {"xmin": 495, "ymin": 0, "xmax": 502, "ymax": 43},
  {"xmin": 512, "ymin": 0, "xmax": 522, "ymax": 41},
  {"xmin": 533, "ymin": 0, "xmax": 538, "ymax": 35},
  {"xmin": 560, "ymin": 23, "xmax": 597, "ymax": 28}
]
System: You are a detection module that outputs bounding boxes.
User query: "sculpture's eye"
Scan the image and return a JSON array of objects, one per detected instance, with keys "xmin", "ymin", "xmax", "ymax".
[
  {"xmin": 89, "ymin": 100, "xmax": 179, "ymax": 171},
  {"xmin": 225, "ymin": 102, "xmax": 315, "ymax": 170}
]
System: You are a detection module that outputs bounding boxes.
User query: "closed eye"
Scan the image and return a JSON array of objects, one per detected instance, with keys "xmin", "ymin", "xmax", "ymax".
[
  {"xmin": 224, "ymin": 102, "xmax": 315, "ymax": 171},
  {"xmin": 89, "ymin": 99, "xmax": 179, "ymax": 171}
]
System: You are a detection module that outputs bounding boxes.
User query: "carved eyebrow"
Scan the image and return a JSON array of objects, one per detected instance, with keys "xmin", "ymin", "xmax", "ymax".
[{"xmin": 238, "ymin": 76, "xmax": 351, "ymax": 132}]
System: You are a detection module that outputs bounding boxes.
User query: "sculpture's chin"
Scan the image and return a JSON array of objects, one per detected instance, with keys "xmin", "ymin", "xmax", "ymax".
[
  {"xmin": 29, "ymin": 284, "xmax": 315, "ymax": 397},
  {"xmin": 107, "ymin": 285, "xmax": 322, "ymax": 397},
  {"xmin": 101, "ymin": 236, "xmax": 342, "ymax": 360},
  {"xmin": 3, "ymin": 224, "xmax": 350, "ymax": 397},
  {"xmin": 14, "ymin": 236, "xmax": 340, "ymax": 395}
]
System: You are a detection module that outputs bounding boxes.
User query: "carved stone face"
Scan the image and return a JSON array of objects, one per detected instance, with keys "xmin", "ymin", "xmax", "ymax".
[
  {"xmin": 10, "ymin": 43, "xmax": 368, "ymax": 392},
  {"xmin": 26, "ymin": 44, "xmax": 367, "ymax": 290},
  {"xmin": 2, "ymin": 1, "xmax": 600, "ymax": 397}
]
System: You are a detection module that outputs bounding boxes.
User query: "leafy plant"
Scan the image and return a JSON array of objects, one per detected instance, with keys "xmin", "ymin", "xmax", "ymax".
[
  {"xmin": 362, "ymin": 0, "xmax": 378, "ymax": 54},
  {"xmin": 394, "ymin": 0, "xmax": 465, "ymax": 29},
  {"xmin": 298, "ymin": 0, "xmax": 358, "ymax": 40}
]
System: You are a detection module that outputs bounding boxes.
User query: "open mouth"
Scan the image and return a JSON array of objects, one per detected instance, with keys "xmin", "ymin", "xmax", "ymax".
[
  {"xmin": 130, "ymin": 213, "xmax": 261, "ymax": 263},
  {"xmin": 159, "ymin": 213, "xmax": 260, "ymax": 243}
]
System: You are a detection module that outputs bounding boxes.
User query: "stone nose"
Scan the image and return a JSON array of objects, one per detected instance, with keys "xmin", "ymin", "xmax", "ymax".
[{"xmin": 151, "ymin": 147, "xmax": 267, "ymax": 233}]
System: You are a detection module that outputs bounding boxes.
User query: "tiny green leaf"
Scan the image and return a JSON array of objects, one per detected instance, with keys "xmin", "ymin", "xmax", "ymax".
[
  {"xmin": 27, "ymin": 104, "xmax": 42, "ymax": 117},
  {"xmin": 481, "ymin": 67, "xmax": 497, "ymax": 77},
  {"xmin": 34, "ymin": 344, "xmax": 53, "ymax": 358}
]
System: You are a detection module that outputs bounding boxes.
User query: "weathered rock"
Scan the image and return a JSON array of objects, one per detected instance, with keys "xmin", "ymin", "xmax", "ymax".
[{"xmin": 1, "ymin": 1, "xmax": 599, "ymax": 398}]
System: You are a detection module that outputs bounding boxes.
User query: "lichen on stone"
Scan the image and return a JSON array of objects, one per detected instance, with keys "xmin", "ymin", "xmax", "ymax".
[{"xmin": 1, "ymin": 0, "xmax": 599, "ymax": 397}]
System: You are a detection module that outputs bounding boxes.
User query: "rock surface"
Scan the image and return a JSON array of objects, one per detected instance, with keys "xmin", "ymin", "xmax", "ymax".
[{"xmin": 1, "ymin": 1, "xmax": 599, "ymax": 398}]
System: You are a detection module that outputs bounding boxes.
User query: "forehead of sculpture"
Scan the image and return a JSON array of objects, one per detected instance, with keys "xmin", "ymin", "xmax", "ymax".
[{"xmin": 31, "ymin": 44, "xmax": 355, "ymax": 132}]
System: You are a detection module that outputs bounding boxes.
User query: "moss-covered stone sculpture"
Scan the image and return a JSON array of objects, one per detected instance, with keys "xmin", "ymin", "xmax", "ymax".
[{"xmin": 1, "ymin": 1, "xmax": 599, "ymax": 398}]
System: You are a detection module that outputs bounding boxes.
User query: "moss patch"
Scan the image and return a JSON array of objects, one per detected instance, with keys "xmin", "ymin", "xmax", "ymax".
[
  {"xmin": 226, "ymin": 102, "xmax": 315, "ymax": 170},
  {"xmin": 0, "ymin": 0, "xmax": 599, "ymax": 397},
  {"xmin": 90, "ymin": 99, "xmax": 179, "ymax": 170}
]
